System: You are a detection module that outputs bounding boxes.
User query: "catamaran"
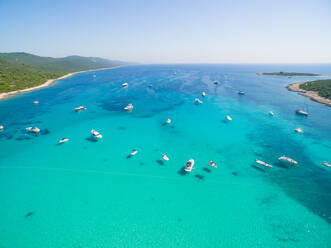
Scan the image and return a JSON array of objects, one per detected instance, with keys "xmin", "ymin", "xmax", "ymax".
[{"xmin": 184, "ymin": 159, "xmax": 195, "ymax": 172}]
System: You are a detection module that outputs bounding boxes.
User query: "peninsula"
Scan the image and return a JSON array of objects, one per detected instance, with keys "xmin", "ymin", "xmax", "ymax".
[
  {"xmin": 287, "ymin": 79, "xmax": 331, "ymax": 107},
  {"xmin": 0, "ymin": 52, "xmax": 126, "ymax": 100}
]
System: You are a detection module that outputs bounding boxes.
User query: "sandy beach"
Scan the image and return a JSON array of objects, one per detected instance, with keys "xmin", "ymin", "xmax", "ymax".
[
  {"xmin": 0, "ymin": 66, "xmax": 120, "ymax": 101},
  {"xmin": 286, "ymin": 82, "xmax": 331, "ymax": 107}
]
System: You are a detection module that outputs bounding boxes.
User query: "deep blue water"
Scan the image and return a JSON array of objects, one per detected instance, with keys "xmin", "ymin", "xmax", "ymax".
[{"xmin": 0, "ymin": 64, "xmax": 330, "ymax": 247}]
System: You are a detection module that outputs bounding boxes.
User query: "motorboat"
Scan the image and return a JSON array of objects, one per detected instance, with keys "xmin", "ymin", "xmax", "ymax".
[
  {"xmin": 148, "ymin": 84, "xmax": 153, "ymax": 88},
  {"xmin": 214, "ymin": 81, "xmax": 219, "ymax": 85},
  {"xmin": 208, "ymin": 160, "xmax": 217, "ymax": 168},
  {"xmin": 122, "ymin": 82, "xmax": 128, "ymax": 87},
  {"xmin": 194, "ymin": 98, "xmax": 203, "ymax": 104},
  {"xmin": 59, "ymin": 138, "xmax": 69, "ymax": 144},
  {"xmin": 238, "ymin": 91, "xmax": 245, "ymax": 95},
  {"xmin": 124, "ymin": 104, "xmax": 133, "ymax": 111},
  {"xmin": 162, "ymin": 154, "xmax": 169, "ymax": 161},
  {"xmin": 26, "ymin": 126, "xmax": 40, "ymax": 133},
  {"xmin": 74, "ymin": 106, "xmax": 87, "ymax": 112},
  {"xmin": 278, "ymin": 155, "xmax": 298, "ymax": 165},
  {"xmin": 0, "ymin": 125, "xmax": 3, "ymax": 131},
  {"xmin": 33, "ymin": 100, "xmax": 39, "ymax": 104},
  {"xmin": 296, "ymin": 110, "xmax": 308, "ymax": 116},
  {"xmin": 323, "ymin": 161, "xmax": 331, "ymax": 168},
  {"xmin": 91, "ymin": 129, "xmax": 102, "ymax": 139},
  {"xmin": 295, "ymin": 128, "xmax": 303, "ymax": 133},
  {"xmin": 202, "ymin": 91, "xmax": 206, "ymax": 97},
  {"xmin": 184, "ymin": 159, "xmax": 195, "ymax": 172},
  {"xmin": 268, "ymin": 111, "xmax": 274, "ymax": 116},
  {"xmin": 130, "ymin": 149, "xmax": 138, "ymax": 156},
  {"xmin": 256, "ymin": 159, "xmax": 272, "ymax": 168},
  {"xmin": 166, "ymin": 118, "xmax": 171, "ymax": 124},
  {"xmin": 225, "ymin": 115, "xmax": 232, "ymax": 121}
]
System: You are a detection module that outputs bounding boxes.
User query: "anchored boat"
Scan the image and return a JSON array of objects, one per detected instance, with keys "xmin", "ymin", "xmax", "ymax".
[
  {"xmin": 296, "ymin": 110, "xmax": 308, "ymax": 116},
  {"xmin": 184, "ymin": 159, "xmax": 195, "ymax": 172},
  {"xmin": 26, "ymin": 126, "xmax": 40, "ymax": 133},
  {"xmin": 124, "ymin": 104, "xmax": 133, "ymax": 111},
  {"xmin": 278, "ymin": 155, "xmax": 298, "ymax": 166},
  {"xmin": 91, "ymin": 129, "xmax": 102, "ymax": 139},
  {"xmin": 256, "ymin": 159, "xmax": 272, "ymax": 168}
]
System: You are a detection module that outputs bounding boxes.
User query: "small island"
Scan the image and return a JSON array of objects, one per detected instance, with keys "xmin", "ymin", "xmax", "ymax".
[
  {"xmin": 287, "ymin": 79, "xmax": 331, "ymax": 107},
  {"xmin": 257, "ymin": 72, "xmax": 321, "ymax": 76}
]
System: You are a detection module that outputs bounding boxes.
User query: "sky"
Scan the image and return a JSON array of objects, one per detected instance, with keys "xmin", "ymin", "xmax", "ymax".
[{"xmin": 0, "ymin": 0, "xmax": 330, "ymax": 63}]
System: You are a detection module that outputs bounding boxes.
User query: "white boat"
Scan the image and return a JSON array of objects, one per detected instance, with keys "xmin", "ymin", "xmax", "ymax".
[
  {"xmin": 162, "ymin": 154, "xmax": 169, "ymax": 161},
  {"xmin": 124, "ymin": 104, "xmax": 133, "ymax": 111},
  {"xmin": 0, "ymin": 125, "xmax": 4, "ymax": 131},
  {"xmin": 208, "ymin": 160, "xmax": 217, "ymax": 168},
  {"xmin": 225, "ymin": 115, "xmax": 232, "ymax": 121},
  {"xmin": 238, "ymin": 91, "xmax": 245, "ymax": 95},
  {"xmin": 268, "ymin": 111, "xmax": 274, "ymax": 116},
  {"xmin": 202, "ymin": 92, "xmax": 206, "ymax": 97},
  {"xmin": 33, "ymin": 100, "xmax": 39, "ymax": 104},
  {"xmin": 74, "ymin": 106, "xmax": 87, "ymax": 112},
  {"xmin": 26, "ymin": 126, "xmax": 40, "ymax": 133},
  {"xmin": 194, "ymin": 98, "xmax": 203, "ymax": 104},
  {"xmin": 256, "ymin": 159, "xmax": 272, "ymax": 168},
  {"xmin": 59, "ymin": 138, "xmax": 69, "ymax": 144},
  {"xmin": 91, "ymin": 129, "xmax": 102, "ymax": 139},
  {"xmin": 295, "ymin": 128, "xmax": 303, "ymax": 133},
  {"xmin": 323, "ymin": 161, "xmax": 331, "ymax": 168},
  {"xmin": 184, "ymin": 159, "xmax": 195, "ymax": 172},
  {"xmin": 278, "ymin": 155, "xmax": 298, "ymax": 165},
  {"xmin": 166, "ymin": 118, "xmax": 171, "ymax": 124},
  {"xmin": 130, "ymin": 149, "xmax": 138, "ymax": 156},
  {"xmin": 122, "ymin": 82, "xmax": 128, "ymax": 87},
  {"xmin": 296, "ymin": 110, "xmax": 308, "ymax": 116}
]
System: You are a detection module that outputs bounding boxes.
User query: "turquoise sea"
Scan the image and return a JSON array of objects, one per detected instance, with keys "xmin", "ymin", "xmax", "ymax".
[{"xmin": 0, "ymin": 64, "xmax": 330, "ymax": 247}]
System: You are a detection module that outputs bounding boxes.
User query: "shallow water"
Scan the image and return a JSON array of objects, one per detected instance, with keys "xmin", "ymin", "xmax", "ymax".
[{"xmin": 0, "ymin": 64, "xmax": 330, "ymax": 247}]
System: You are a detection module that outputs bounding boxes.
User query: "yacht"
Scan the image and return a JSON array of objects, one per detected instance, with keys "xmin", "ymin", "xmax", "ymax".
[
  {"xmin": 122, "ymin": 82, "xmax": 128, "ymax": 87},
  {"xmin": 162, "ymin": 154, "xmax": 169, "ymax": 161},
  {"xmin": 225, "ymin": 115, "xmax": 232, "ymax": 121},
  {"xmin": 214, "ymin": 81, "xmax": 219, "ymax": 85},
  {"xmin": 295, "ymin": 128, "xmax": 303, "ymax": 133},
  {"xmin": 124, "ymin": 104, "xmax": 133, "ymax": 111},
  {"xmin": 194, "ymin": 98, "xmax": 203, "ymax": 104},
  {"xmin": 184, "ymin": 159, "xmax": 195, "ymax": 172},
  {"xmin": 238, "ymin": 91, "xmax": 245, "ymax": 95},
  {"xmin": 59, "ymin": 138, "xmax": 69, "ymax": 144},
  {"xmin": 202, "ymin": 91, "xmax": 206, "ymax": 97},
  {"xmin": 208, "ymin": 160, "xmax": 217, "ymax": 168},
  {"xmin": 26, "ymin": 127, "xmax": 40, "ymax": 133},
  {"xmin": 278, "ymin": 155, "xmax": 298, "ymax": 165},
  {"xmin": 74, "ymin": 106, "xmax": 87, "ymax": 112},
  {"xmin": 91, "ymin": 129, "xmax": 102, "ymax": 139},
  {"xmin": 296, "ymin": 110, "xmax": 308, "ymax": 116},
  {"xmin": 256, "ymin": 159, "xmax": 273, "ymax": 168},
  {"xmin": 0, "ymin": 125, "xmax": 4, "ymax": 131},
  {"xmin": 130, "ymin": 149, "xmax": 138, "ymax": 156},
  {"xmin": 268, "ymin": 111, "xmax": 274, "ymax": 116},
  {"xmin": 166, "ymin": 118, "xmax": 171, "ymax": 124},
  {"xmin": 323, "ymin": 161, "xmax": 331, "ymax": 168},
  {"xmin": 33, "ymin": 100, "xmax": 39, "ymax": 104}
]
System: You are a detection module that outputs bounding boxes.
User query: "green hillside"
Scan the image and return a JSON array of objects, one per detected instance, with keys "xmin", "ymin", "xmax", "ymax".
[
  {"xmin": 300, "ymin": 79, "xmax": 331, "ymax": 100},
  {"xmin": 0, "ymin": 52, "xmax": 125, "ymax": 93}
]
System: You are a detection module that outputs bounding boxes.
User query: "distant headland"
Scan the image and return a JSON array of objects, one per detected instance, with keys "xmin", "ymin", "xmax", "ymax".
[
  {"xmin": 257, "ymin": 72, "xmax": 331, "ymax": 77},
  {"xmin": 0, "ymin": 52, "xmax": 127, "ymax": 100}
]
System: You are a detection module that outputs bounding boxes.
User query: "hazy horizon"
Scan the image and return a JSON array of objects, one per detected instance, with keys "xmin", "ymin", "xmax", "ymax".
[{"xmin": 1, "ymin": 0, "xmax": 330, "ymax": 64}]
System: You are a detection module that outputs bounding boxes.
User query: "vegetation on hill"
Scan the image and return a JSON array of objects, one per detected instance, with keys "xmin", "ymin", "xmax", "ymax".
[
  {"xmin": 300, "ymin": 79, "xmax": 331, "ymax": 100},
  {"xmin": 259, "ymin": 72, "xmax": 320, "ymax": 76},
  {"xmin": 0, "ymin": 52, "xmax": 125, "ymax": 93}
]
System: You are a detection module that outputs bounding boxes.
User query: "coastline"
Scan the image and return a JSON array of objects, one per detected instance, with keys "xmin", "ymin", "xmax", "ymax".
[
  {"xmin": 0, "ymin": 66, "xmax": 121, "ymax": 101},
  {"xmin": 286, "ymin": 82, "xmax": 331, "ymax": 107}
]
